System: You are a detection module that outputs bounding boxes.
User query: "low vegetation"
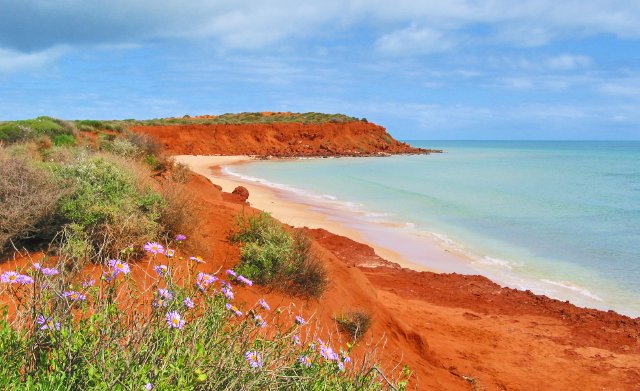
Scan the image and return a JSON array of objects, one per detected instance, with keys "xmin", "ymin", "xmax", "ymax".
[
  {"xmin": 0, "ymin": 241, "xmax": 402, "ymax": 389},
  {"xmin": 334, "ymin": 310, "xmax": 373, "ymax": 342},
  {"xmin": 0, "ymin": 115, "xmax": 406, "ymax": 389},
  {"xmin": 231, "ymin": 213, "xmax": 328, "ymax": 298}
]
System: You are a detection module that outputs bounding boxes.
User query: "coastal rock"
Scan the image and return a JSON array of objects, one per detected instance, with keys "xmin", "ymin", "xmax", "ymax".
[{"xmin": 232, "ymin": 186, "xmax": 249, "ymax": 201}]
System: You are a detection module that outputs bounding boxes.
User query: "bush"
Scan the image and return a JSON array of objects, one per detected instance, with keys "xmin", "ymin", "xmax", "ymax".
[
  {"xmin": 232, "ymin": 213, "xmax": 328, "ymax": 298},
  {"xmin": 0, "ymin": 244, "xmax": 400, "ymax": 389},
  {"xmin": 52, "ymin": 154, "xmax": 165, "ymax": 262},
  {"xmin": 334, "ymin": 310, "xmax": 373, "ymax": 342},
  {"xmin": 53, "ymin": 134, "xmax": 76, "ymax": 147},
  {"xmin": 0, "ymin": 152, "xmax": 63, "ymax": 254},
  {"xmin": 0, "ymin": 117, "xmax": 73, "ymax": 145}
]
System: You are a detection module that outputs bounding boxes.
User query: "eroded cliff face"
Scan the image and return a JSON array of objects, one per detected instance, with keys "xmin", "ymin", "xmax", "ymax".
[{"xmin": 130, "ymin": 121, "xmax": 438, "ymax": 157}]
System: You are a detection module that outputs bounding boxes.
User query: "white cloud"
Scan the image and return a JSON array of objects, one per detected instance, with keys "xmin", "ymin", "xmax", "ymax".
[
  {"xmin": 1, "ymin": 1, "xmax": 640, "ymax": 55},
  {"xmin": 0, "ymin": 47, "xmax": 67, "ymax": 73},
  {"xmin": 545, "ymin": 54, "xmax": 592, "ymax": 70},
  {"xmin": 375, "ymin": 25, "xmax": 453, "ymax": 55}
]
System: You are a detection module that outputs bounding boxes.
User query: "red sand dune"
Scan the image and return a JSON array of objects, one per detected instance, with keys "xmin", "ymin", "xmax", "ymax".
[{"xmin": 130, "ymin": 121, "xmax": 436, "ymax": 157}]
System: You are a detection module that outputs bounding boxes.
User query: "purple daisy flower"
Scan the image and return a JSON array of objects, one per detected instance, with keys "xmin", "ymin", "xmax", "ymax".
[
  {"xmin": 154, "ymin": 264, "xmax": 169, "ymax": 277},
  {"xmin": 158, "ymin": 289, "xmax": 173, "ymax": 300},
  {"xmin": 62, "ymin": 291, "xmax": 86, "ymax": 301},
  {"xmin": 237, "ymin": 275, "xmax": 253, "ymax": 286},
  {"xmin": 36, "ymin": 315, "xmax": 60, "ymax": 331},
  {"xmin": 225, "ymin": 269, "xmax": 237, "ymax": 278},
  {"xmin": 41, "ymin": 267, "xmax": 59, "ymax": 276},
  {"xmin": 33, "ymin": 263, "xmax": 41, "ymax": 270},
  {"xmin": 108, "ymin": 259, "xmax": 130, "ymax": 276},
  {"xmin": 337, "ymin": 362, "xmax": 345, "ymax": 371},
  {"xmin": 18, "ymin": 275, "xmax": 34, "ymax": 284},
  {"xmin": 166, "ymin": 311, "xmax": 185, "ymax": 329},
  {"xmin": 1, "ymin": 271, "xmax": 20, "ymax": 284},
  {"xmin": 183, "ymin": 297, "xmax": 195, "ymax": 309},
  {"xmin": 244, "ymin": 351, "xmax": 263, "ymax": 368},
  {"xmin": 175, "ymin": 234, "xmax": 187, "ymax": 241},
  {"xmin": 253, "ymin": 314, "xmax": 267, "ymax": 328},
  {"xmin": 82, "ymin": 279, "xmax": 95, "ymax": 288},
  {"xmin": 295, "ymin": 315, "xmax": 306, "ymax": 325},
  {"xmin": 221, "ymin": 287, "xmax": 234, "ymax": 300},
  {"xmin": 165, "ymin": 249, "xmax": 175, "ymax": 258},
  {"xmin": 258, "ymin": 299, "xmax": 270, "ymax": 311},
  {"xmin": 298, "ymin": 355, "xmax": 312, "ymax": 368},
  {"xmin": 292, "ymin": 334, "xmax": 301, "ymax": 345},
  {"xmin": 225, "ymin": 303, "xmax": 243, "ymax": 317},
  {"xmin": 144, "ymin": 383, "xmax": 153, "ymax": 390},
  {"xmin": 144, "ymin": 242, "xmax": 165, "ymax": 255},
  {"xmin": 189, "ymin": 255, "xmax": 205, "ymax": 264}
]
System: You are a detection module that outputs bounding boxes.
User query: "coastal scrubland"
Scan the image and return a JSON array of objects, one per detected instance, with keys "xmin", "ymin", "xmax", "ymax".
[
  {"xmin": 1, "ymin": 115, "xmax": 640, "ymax": 390},
  {"xmin": 0, "ymin": 118, "xmax": 407, "ymax": 390}
]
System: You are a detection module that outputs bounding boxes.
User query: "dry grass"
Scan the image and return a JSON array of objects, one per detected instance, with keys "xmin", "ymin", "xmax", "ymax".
[
  {"xmin": 334, "ymin": 310, "xmax": 373, "ymax": 342},
  {"xmin": 0, "ymin": 151, "xmax": 64, "ymax": 254}
]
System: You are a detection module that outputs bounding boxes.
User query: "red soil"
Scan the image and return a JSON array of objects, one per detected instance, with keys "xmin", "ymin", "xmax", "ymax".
[
  {"xmin": 184, "ymin": 175, "xmax": 640, "ymax": 389},
  {"xmin": 3, "ymin": 171, "xmax": 639, "ymax": 389},
  {"xmin": 130, "ymin": 122, "xmax": 436, "ymax": 157}
]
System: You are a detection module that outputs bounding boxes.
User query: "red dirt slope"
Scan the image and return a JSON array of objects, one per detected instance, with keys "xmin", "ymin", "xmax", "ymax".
[{"xmin": 130, "ymin": 122, "xmax": 437, "ymax": 157}]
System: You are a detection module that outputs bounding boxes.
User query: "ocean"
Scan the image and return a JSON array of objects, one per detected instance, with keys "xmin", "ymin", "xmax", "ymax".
[{"xmin": 223, "ymin": 141, "xmax": 640, "ymax": 317}]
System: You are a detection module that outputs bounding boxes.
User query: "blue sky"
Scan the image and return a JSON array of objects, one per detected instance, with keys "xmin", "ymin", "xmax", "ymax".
[{"xmin": 1, "ymin": 1, "xmax": 639, "ymax": 140}]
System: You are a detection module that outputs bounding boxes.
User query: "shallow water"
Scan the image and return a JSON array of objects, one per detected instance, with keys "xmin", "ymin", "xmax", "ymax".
[{"xmin": 226, "ymin": 141, "xmax": 640, "ymax": 317}]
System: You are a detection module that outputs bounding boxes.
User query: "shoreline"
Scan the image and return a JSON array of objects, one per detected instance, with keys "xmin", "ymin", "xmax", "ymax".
[{"xmin": 174, "ymin": 154, "xmax": 636, "ymax": 318}]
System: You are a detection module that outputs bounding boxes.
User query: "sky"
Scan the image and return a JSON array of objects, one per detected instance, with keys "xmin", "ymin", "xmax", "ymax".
[{"xmin": 1, "ymin": 1, "xmax": 640, "ymax": 140}]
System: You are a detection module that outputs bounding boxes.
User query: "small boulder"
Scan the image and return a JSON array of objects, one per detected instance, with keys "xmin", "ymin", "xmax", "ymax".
[{"xmin": 232, "ymin": 186, "xmax": 249, "ymax": 201}]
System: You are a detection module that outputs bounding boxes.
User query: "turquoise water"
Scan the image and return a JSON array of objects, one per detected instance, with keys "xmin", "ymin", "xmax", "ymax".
[{"xmin": 226, "ymin": 141, "xmax": 640, "ymax": 316}]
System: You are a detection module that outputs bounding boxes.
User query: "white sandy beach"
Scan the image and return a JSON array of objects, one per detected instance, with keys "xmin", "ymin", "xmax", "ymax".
[{"xmin": 174, "ymin": 155, "xmax": 477, "ymax": 273}]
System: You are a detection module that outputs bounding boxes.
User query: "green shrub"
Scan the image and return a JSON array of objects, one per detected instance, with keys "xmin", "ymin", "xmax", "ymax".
[
  {"xmin": 0, "ymin": 117, "xmax": 74, "ymax": 145},
  {"xmin": 232, "ymin": 213, "xmax": 328, "ymax": 298},
  {"xmin": 53, "ymin": 134, "xmax": 76, "ymax": 147},
  {"xmin": 52, "ymin": 154, "xmax": 165, "ymax": 261},
  {"xmin": 334, "ymin": 310, "xmax": 373, "ymax": 342}
]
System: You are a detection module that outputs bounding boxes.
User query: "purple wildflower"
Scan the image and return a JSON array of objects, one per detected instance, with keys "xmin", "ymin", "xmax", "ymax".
[
  {"xmin": 244, "ymin": 351, "xmax": 263, "ymax": 368},
  {"xmin": 221, "ymin": 287, "xmax": 234, "ymax": 300},
  {"xmin": 175, "ymin": 234, "xmax": 187, "ymax": 241},
  {"xmin": 33, "ymin": 263, "xmax": 41, "ymax": 270},
  {"xmin": 144, "ymin": 242, "xmax": 165, "ymax": 255},
  {"xmin": 18, "ymin": 275, "xmax": 34, "ymax": 284},
  {"xmin": 82, "ymin": 279, "xmax": 95, "ymax": 288},
  {"xmin": 189, "ymin": 256, "xmax": 205, "ymax": 264},
  {"xmin": 292, "ymin": 334, "xmax": 301, "ymax": 345},
  {"xmin": 225, "ymin": 269, "xmax": 237, "ymax": 278},
  {"xmin": 166, "ymin": 311, "xmax": 185, "ymax": 329},
  {"xmin": 237, "ymin": 275, "xmax": 253, "ymax": 286},
  {"xmin": 41, "ymin": 267, "xmax": 59, "ymax": 276},
  {"xmin": 144, "ymin": 383, "xmax": 153, "ymax": 390},
  {"xmin": 108, "ymin": 259, "xmax": 130, "ymax": 276},
  {"xmin": 341, "ymin": 352, "xmax": 352, "ymax": 364},
  {"xmin": 154, "ymin": 264, "xmax": 168, "ymax": 277},
  {"xmin": 36, "ymin": 315, "xmax": 60, "ymax": 331},
  {"xmin": 258, "ymin": 298, "xmax": 270, "ymax": 311},
  {"xmin": 295, "ymin": 315, "xmax": 306, "ymax": 325},
  {"xmin": 225, "ymin": 303, "xmax": 243, "ymax": 317},
  {"xmin": 165, "ymin": 249, "xmax": 175, "ymax": 258},
  {"xmin": 253, "ymin": 314, "xmax": 267, "ymax": 328},
  {"xmin": 158, "ymin": 288, "xmax": 173, "ymax": 299},
  {"xmin": 1, "ymin": 271, "xmax": 19, "ymax": 284},
  {"xmin": 62, "ymin": 291, "xmax": 86, "ymax": 301},
  {"xmin": 195, "ymin": 272, "xmax": 217, "ymax": 291},
  {"xmin": 183, "ymin": 297, "xmax": 195, "ymax": 309},
  {"xmin": 320, "ymin": 344, "xmax": 339, "ymax": 361},
  {"xmin": 337, "ymin": 362, "xmax": 345, "ymax": 371},
  {"xmin": 298, "ymin": 355, "xmax": 312, "ymax": 368}
]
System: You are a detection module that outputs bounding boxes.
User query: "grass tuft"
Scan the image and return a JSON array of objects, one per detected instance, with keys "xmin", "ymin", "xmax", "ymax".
[{"xmin": 334, "ymin": 310, "xmax": 373, "ymax": 342}]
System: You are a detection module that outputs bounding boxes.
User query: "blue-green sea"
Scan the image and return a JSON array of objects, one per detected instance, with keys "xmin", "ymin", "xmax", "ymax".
[{"xmin": 225, "ymin": 141, "xmax": 640, "ymax": 317}]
